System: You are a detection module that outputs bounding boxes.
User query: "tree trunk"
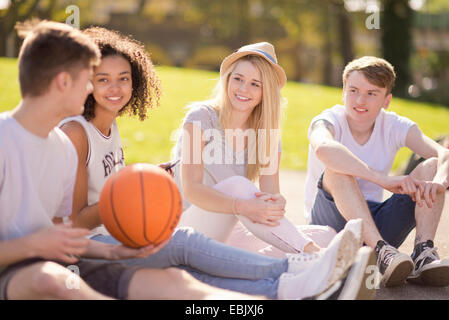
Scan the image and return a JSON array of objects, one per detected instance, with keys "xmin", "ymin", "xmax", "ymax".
[
  {"xmin": 0, "ymin": 29, "xmax": 6, "ymax": 56},
  {"xmin": 0, "ymin": 0, "xmax": 43, "ymax": 57},
  {"xmin": 237, "ymin": 0, "xmax": 251, "ymax": 45},
  {"xmin": 293, "ymin": 41, "xmax": 303, "ymax": 82},
  {"xmin": 322, "ymin": 3, "xmax": 333, "ymax": 86},
  {"xmin": 381, "ymin": 0, "xmax": 413, "ymax": 98},
  {"xmin": 136, "ymin": 0, "xmax": 147, "ymax": 15},
  {"xmin": 334, "ymin": 0, "xmax": 354, "ymax": 67}
]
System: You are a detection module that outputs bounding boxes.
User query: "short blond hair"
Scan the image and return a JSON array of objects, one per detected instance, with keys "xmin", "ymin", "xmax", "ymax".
[{"xmin": 343, "ymin": 56, "xmax": 396, "ymax": 94}]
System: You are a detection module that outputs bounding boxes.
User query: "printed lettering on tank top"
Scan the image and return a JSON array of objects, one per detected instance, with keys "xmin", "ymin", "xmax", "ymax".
[{"xmin": 102, "ymin": 148, "xmax": 125, "ymax": 178}]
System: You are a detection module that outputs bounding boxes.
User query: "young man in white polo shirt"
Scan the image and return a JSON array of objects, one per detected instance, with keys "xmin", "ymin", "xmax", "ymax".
[{"xmin": 305, "ymin": 56, "xmax": 449, "ymax": 287}]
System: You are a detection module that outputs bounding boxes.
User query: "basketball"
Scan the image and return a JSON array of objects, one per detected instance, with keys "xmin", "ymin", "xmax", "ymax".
[{"xmin": 99, "ymin": 163, "xmax": 183, "ymax": 248}]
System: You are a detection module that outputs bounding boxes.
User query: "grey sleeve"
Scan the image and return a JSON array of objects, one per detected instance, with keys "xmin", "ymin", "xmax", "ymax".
[{"xmin": 182, "ymin": 105, "xmax": 217, "ymax": 132}]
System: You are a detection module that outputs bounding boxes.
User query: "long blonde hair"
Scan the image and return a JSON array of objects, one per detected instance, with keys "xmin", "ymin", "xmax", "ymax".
[{"xmin": 211, "ymin": 55, "xmax": 283, "ymax": 181}]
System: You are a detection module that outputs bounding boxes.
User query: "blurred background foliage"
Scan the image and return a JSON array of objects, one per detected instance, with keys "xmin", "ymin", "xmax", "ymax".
[
  {"xmin": 1, "ymin": 0, "xmax": 448, "ymax": 170},
  {"xmin": 1, "ymin": 0, "xmax": 449, "ymax": 106}
]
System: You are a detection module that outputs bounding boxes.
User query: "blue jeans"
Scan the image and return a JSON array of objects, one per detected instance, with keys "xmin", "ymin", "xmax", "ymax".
[{"xmin": 92, "ymin": 227, "xmax": 287, "ymax": 299}]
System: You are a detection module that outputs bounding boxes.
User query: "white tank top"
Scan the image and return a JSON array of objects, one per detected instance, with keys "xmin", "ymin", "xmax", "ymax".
[{"xmin": 60, "ymin": 115, "xmax": 125, "ymax": 237}]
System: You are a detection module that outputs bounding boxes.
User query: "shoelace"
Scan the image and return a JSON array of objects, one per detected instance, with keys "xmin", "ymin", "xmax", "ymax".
[
  {"xmin": 378, "ymin": 245, "xmax": 398, "ymax": 266},
  {"xmin": 414, "ymin": 246, "xmax": 440, "ymax": 270}
]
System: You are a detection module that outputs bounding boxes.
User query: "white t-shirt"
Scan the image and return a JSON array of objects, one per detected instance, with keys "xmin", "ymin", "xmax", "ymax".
[
  {"xmin": 59, "ymin": 116, "xmax": 125, "ymax": 237},
  {"xmin": 304, "ymin": 104, "xmax": 416, "ymax": 222},
  {"xmin": 0, "ymin": 112, "xmax": 77, "ymax": 241}
]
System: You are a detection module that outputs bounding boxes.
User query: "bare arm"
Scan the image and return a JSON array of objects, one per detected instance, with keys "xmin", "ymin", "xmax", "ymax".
[
  {"xmin": 0, "ymin": 227, "xmax": 159, "ymax": 266},
  {"xmin": 181, "ymin": 122, "xmax": 236, "ymax": 214},
  {"xmin": 60, "ymin": 121, "xmax": 102, "ymax": 230},
  {"xmin": 256, "ymin": 152, "xmax": 286, "ymax": 217},
  {"xmin": 309, "ymin": 119, "xmax": 381, "ymax": 182},
  {"xmin": 309, "ymin": 119, "xmax": 423, "ymax": 195},
  {"xmin": 0, "ymin": 237, "xmax": 36, "ymax": 266},
  {"xmin": 258, "ymin": 152, "xmax": 281, "ymax": 194},
  {"xmin": 406, "ymin": 125, "xmax": 449, "ymax": 189},
  {"xmin": 82, "ymin": 238, "xmax": 169, "ymax": 261},
  {"xmin": 0, "ymin": 224, "xmax": 90, "ymax": 266},
  {"xmin": 257, "ymin": 152, "xmax": 285, "ymax": 209},
  {"xmin": 405, "ymin": 125, "xmax": 449, "ymax": 207}
]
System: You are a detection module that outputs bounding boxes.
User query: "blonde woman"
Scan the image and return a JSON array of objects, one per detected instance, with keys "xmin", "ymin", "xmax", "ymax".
[{"xmin": 172, "ymin": 43, "xmax": 338, "ymax": 257}]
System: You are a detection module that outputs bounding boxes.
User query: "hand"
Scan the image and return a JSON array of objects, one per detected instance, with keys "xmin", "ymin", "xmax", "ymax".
[
  {"xmin": 255, "ymin": 192, "xmax": 286, "ymax": 208},
  {"xmin": 235, "ymin": 198, "xmax": 285, "ymax": 226},
  {"xmin": 158, "ymin": 160, "xmax": 179, "ymax": 178},
  {"xmin": 108, "ymin": 238, "xmax": 170, "ymax": 260},
  {"xmin": 28, "ymin": 223, "xmax": 90, "ymax": 264},
  {"xmin": 378, "ymin": 175, "xmax": 424, "ymax": 199},
  {"xmin": 416, "ymin": 181, "xmax": 446, "ymax": 208}
]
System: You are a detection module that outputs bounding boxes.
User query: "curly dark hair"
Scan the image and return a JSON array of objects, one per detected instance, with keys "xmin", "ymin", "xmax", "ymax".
[{"xmin": 82, "ymin": 27, "xmax": 161, "ymax": 121}]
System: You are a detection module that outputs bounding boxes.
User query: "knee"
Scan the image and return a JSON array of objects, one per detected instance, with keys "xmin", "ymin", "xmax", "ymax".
[
  {"xmin": 319, "ymin": 226, "xmax": 338, "ymax": 248},
  {"xmin": 159, "ymin": 268, "xmax": 196, "ymax": 288},
  {"xmin": 324, "ymin": 169, "xmax": 356, "ymax": 183},
  {"xmin": 213, "ymin": 176, "xmax": 257, "ymax": 199},
  {"xmin": 325, "ymin": 225, "xmax": 337, "ymax": 237},
  {"xmin": 172, "ymin": 227, "xmax": 197, "ymax": 244},
  {"xmin": 412, "ymin": 157, "xmax": 438, "ymax": 180},
  {"xmin": 310, "ymin": 225, "xmax": 337, "ymax": 248},
  {"xmin": 322, "ymin": 169, "xmax": 357, "ymax": 192},
  {"xmin": 31, "ymin": 262, "xmax": 76, "ymax": 299}
]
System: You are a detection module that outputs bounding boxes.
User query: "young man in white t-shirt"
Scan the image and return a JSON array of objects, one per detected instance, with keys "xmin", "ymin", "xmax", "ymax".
[
  {"xmin": 0, "ymin": 20, "xmax": 256, "ymax": 300},
  {"xmin": 306, "ymin": 56, "xmax": 449, "ymax": 287}
]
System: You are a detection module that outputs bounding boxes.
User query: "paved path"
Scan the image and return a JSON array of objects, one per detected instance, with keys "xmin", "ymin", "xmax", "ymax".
[{"xmin": 279, "ymin": 170, "xmax": 449, "ymax": 300}]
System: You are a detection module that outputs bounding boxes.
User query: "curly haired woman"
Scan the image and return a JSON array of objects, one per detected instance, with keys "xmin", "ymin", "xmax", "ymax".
[{"xmin": 60, "ymin": 27, "xmax": 161, "ymax": 238}]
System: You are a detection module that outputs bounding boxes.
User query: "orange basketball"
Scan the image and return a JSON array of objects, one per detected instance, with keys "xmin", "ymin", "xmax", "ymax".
[{"xmin": 99, "ymin": 163, "xmax": 183, "ymax": 248}]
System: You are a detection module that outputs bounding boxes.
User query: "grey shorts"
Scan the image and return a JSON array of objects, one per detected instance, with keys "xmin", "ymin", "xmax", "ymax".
[{"xmin": 0, "ymin": 258, "xmax": 143, "ymax": 300}]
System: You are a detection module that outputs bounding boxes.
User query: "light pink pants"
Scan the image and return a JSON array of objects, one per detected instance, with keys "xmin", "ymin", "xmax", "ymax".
[{"xmin": 178, "ymin": 176, "xmax": 336, "ymax": 258}]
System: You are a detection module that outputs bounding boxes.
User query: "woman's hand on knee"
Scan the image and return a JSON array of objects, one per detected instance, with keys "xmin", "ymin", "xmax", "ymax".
[
  {"xmin": 255, "ymin": 192, "xmax": 286, "ymax": 208},
  {"xmin": 236, "ymin": 198, "xmax": 285, "ymax": 226}
]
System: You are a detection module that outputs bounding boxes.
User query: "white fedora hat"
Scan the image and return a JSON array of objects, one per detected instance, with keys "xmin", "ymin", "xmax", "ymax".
[{"xmin": 220, "ymin": 42, "xmax": 287, "ymax": 88}]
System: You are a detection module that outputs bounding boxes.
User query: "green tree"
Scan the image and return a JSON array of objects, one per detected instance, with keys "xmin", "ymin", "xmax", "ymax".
[
  {"xmin": 0, "ymin": 0, "xmax": 75, "ymax": 57},
  {"xmin": 381, "ymin": 0, "xmax": 413, "ymax": 97},
  {"xmin": 0, "ymin": 0, "xmax": 42, "ymax": 56},
  {"xmin": 332, "ymin": 0, "xmax": 354, "ymax": 66}
]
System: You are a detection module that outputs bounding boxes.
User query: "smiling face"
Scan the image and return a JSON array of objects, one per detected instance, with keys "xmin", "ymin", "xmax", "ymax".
[
  {"xmin": 227, "ymin": 60, "xmax": 263, "ymax": 116},
  {"xmin": 343, "ymin": 70, "xmax": 392, "ymax": 127},
  {"xmin": 92, "ymin": 55, "xmax": 132, "ymax": 115}
]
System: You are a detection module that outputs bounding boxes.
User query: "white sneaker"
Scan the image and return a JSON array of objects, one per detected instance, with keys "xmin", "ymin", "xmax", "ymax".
[
  {"xmin": 305, "ymin": 247, "xmax": 377, "ymax": 300},
  {"xmin": 286, "ymin": 252, "xmax": 321, "ymax": 274},
  {"xmin": 343, "ymin": 218, "xmax": 363, "ymax": 247},
  {"xmin": 325, "ymin": 221, "xmax": 362, "ymax": 286},
  {"xmin": 278, "ymin": 226, "xmax": 360, "ymax": 299},
  {"xmin": 286, "ymin": 219, "xmax": 363, "ymax": 275}
]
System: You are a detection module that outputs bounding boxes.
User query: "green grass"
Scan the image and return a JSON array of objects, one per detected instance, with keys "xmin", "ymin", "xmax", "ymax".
[{"xmin": 1, "ymin": 57, "xmax": 448, "ymax": 171}]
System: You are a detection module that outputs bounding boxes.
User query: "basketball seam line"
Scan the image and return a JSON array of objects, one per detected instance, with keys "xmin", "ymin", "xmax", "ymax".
[
  {"xmin": 153, "ymin": 174, "xmax": 176, "ymax": 244},
  {"xmin": 140, "ymin": 169, "xmax": 151, "ymax": 244},
  {"xmin": 110, "ymin": 173, "xmax": 140, "ymax": 247}
]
